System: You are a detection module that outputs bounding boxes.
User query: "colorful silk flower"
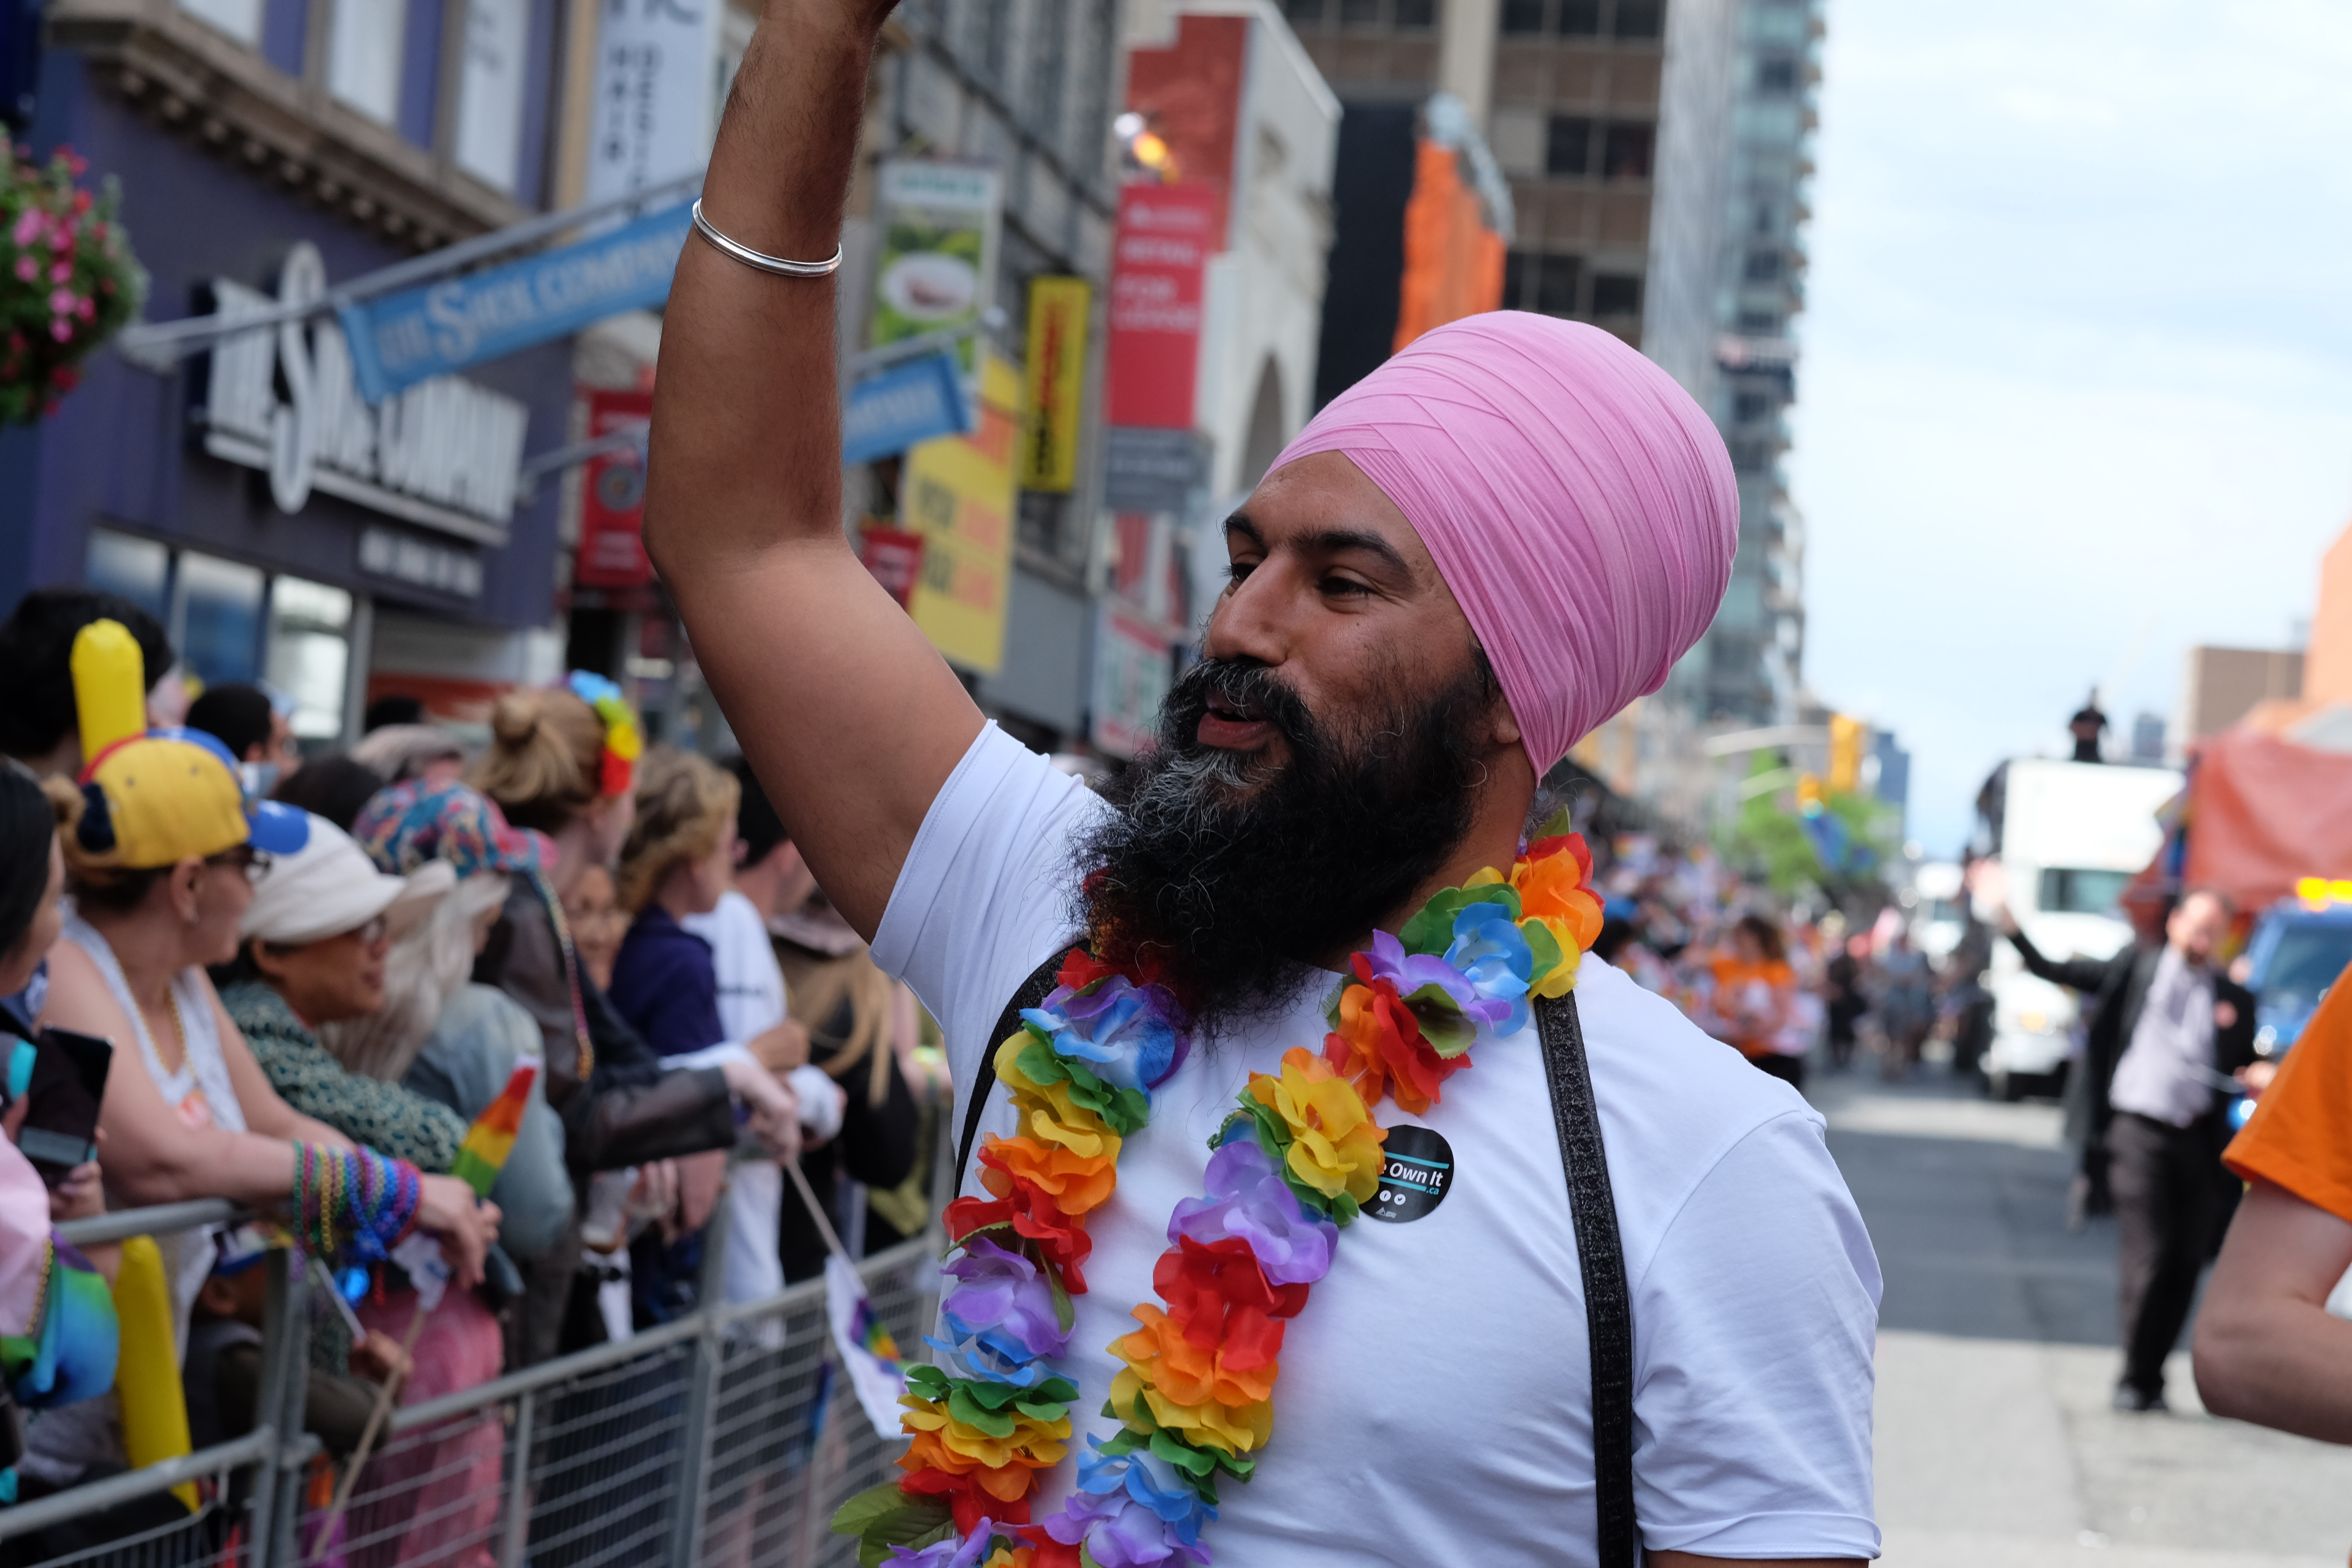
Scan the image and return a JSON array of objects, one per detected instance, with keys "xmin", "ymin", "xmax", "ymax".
[
  {"xmin": 1046, "ymin": 1443, "xmax": 1214, "ymax": 1567},
  {"xmin": 845, "ymin": 833, "xmax": 1603, "ymax": 1568},
  {"xmin": 1167, "ymin": 1136, "xmax": 1336, "ymax": 1286},
  {"xmin": 1022, "ymin": 971, "xmax": 1188, "ymax": 1092},
  {"xmin": 929, "ymin": 1237, "xmax": 1072, "ymax": 1386}
]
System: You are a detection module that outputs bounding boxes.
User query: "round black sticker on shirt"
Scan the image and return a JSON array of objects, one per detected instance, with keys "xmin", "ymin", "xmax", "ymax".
[{"xmin": 1368, "ymin": 1124, "xmax": 1454, "ymax": 1224}]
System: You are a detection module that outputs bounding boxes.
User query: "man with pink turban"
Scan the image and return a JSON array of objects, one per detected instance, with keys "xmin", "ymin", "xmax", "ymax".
[{"xmin": 647, "ymin": 5, "xmax": 1878, "ymax": 1563}]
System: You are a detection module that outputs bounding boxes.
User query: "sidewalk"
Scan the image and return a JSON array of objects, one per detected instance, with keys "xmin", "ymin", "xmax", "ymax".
[{"xmin": 1809, "ymin": 1066, "xmax": 2352, "ymax": 1566}]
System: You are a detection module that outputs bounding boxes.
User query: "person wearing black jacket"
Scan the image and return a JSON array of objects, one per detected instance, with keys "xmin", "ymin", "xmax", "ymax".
[{"xmin": 2004, "ymin": 888, "xmax": 2256, "ymax": 1410}]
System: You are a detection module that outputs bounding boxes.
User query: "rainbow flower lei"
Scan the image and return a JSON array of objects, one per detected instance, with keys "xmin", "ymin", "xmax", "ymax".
[{"xmin": 835, "ymin": 830, "xmax": 1605, "ymax": 1568}]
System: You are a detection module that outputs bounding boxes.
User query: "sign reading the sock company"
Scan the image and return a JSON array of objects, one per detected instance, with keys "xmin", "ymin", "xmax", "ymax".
[
  {"xmin": 338, "ymin": 203, "xmax": 694, "ymax": 403},
  {"xmin": 1369, "ymin": 1125, "xmax": 1454, "ymax": 1224},
  {"xmin": 202, "ymin": 244, "xmax": 530, "ymax": 544}
]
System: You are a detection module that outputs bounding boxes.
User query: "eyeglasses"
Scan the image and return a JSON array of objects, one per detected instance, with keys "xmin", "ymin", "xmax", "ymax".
[{"xmin": 207, "ymin": 844, "xmax": 266, "ymax": 875}]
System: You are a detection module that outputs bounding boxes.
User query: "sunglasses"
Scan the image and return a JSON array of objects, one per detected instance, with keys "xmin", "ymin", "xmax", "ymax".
[{"xmin": 206, "ymin": 844, "xmax": 267, "ymax": 876}]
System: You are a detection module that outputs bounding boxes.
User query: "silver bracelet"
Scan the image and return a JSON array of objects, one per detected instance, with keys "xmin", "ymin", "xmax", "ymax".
[{"xmin": 690, "ymin": 199, "xmax": 844, "ymax": 278}]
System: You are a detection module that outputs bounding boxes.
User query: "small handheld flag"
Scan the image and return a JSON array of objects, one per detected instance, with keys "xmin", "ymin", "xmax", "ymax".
[{"xmin": 450, "ymin": 1059, "xmax": 538, "ymax": 1198}]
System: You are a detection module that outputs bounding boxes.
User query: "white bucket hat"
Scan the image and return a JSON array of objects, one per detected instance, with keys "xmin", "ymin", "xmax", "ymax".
[{"xmin": 242, "ymin": 812, "xmax": 453, "ymax": 947}]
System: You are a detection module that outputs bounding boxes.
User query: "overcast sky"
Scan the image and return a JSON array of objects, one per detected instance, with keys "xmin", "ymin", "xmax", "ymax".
[{"xmin": 1787, "ymin": 0, "xmax": 2352, "ymax": 856}]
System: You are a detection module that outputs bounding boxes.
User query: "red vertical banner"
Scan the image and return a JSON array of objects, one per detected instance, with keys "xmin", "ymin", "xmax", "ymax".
[
  {"xmin": 858, "ymin": 526, "xmax": 925, "ymax": 607},
  {"xmin": 574, "ymin": 389, "xmax": 656, "ymax": 588},
  {"xmin": 1107, "ymin": 183, "xmax": 1218, "ymax": 430}
]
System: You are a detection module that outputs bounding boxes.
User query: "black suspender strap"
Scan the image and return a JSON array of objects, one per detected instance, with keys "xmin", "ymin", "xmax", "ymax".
[
  {"xmin": 952, "ymin": 950, "xmax": 1067, "ymax": 1197},
  {"xmin": 1537, "ymin": 988, "xmax": 1638, "ymax": 1568},
  {"xmin": 956, "ymin": 965, "xmax": 1636, "ymax": 1563}
]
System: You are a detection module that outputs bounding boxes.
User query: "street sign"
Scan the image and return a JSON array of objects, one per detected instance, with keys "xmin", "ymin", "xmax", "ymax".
[
  {"xmin": 1103, "ymin": 426, "xmax": 1209, "ymax": 513},
  {"xmin": 903, "ymin": 353, "xmax": 1022, "ymax": 674},
  {"xmin": 338, "ymin": 202, "xmax": 693, "ymax": 404},
  {"xmin": 1107, "ymin": 182, "xmax": 1215, "ymax": 429},
  {"xmin": 1019, "ymin": 276, "xmax": 1090, "ymax": 492},
  {"xmin": 870, "ymin": 161, "xmax": 1002, "ymax": 378},
  {"xmin": 586, "ymin": 0, "xmax": 725, "ymax": 203},
  {"xmin": 1092, "ymin": 604, "xmax": 1176, "ymax": 760},
  {"xmin": 841, "ymin": 352, "xmax": 971, "ymax": 466},
  {"xmin": 575, "ymin": 389, "xmax": 657, "ymax": 589}
]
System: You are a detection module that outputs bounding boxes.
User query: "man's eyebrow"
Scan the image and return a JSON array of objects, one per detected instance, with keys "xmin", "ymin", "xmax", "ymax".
[{"xmin": 1223, "ymin": 513, "xmax": 1410, "ymax": 575}]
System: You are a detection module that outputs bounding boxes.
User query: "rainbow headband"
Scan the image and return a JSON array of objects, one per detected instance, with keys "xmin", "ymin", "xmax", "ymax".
[{"xmin": 566, "ymin": 672, "xmax": 643, "ymax": 797}]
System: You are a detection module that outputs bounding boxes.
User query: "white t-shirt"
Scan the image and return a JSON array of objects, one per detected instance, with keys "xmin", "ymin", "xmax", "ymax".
[
  {"xmin": 874, "ymin": 726, "xmax": 1883, "ymax": 1566},
  {"xmin": 680, "ymin": 891, "xmax": 845, "ymax": 1307}
]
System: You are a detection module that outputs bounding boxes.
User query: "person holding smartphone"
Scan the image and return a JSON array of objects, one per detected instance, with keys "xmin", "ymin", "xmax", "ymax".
[{"xmin": 2, "ymin": 761, "xmax": 120, "ymax": 1509}]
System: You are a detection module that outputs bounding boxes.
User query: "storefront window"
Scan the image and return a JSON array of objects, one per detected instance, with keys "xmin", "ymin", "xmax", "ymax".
[
  {"xmin": 264, "ymin": 576, "xmax": 356, "ymax": 746},
  {"xmin": 174, "ymin": 552, "xmax": 266, "ymax": 691},
  {"xmin": 329, "ymin": 0, "xmax": 407, "ymax": 124},
  {"xmin": 455, "ymin": 0, "xmax": 530, "ymax": 192},
  {"xmin": 85, "ymin": 529, "xmax": 171, "ymax": 623},
  {"xmin": 178, "ymin": 0, "xmax": 262, "ymax": 44}
]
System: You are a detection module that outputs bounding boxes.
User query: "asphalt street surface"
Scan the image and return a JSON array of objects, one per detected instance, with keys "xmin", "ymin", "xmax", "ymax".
[{"xmin": 1812, "ymin": 1064, "xmax": 2352, "ymax": 1567}]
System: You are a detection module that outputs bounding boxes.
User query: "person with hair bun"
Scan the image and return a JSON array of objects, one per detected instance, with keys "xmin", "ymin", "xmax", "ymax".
[{"xmin": 465, "ymin": 677, "xmax": 798, "ymax": 1359}]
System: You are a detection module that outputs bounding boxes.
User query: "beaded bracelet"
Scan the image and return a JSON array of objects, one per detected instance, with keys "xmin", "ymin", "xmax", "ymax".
[{"xmin": 291, "ymin": 1143, "xmax": 422, "ymax": 1266}]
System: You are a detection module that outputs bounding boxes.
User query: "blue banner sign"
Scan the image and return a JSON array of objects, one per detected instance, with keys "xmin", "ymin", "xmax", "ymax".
[
  {"xmin": 339, "ymin": 203, "xmax": 694, "ymax": 404},
  {"xmin": 841, "ymin": 352, "xmax": 972, "ymax": 466}
]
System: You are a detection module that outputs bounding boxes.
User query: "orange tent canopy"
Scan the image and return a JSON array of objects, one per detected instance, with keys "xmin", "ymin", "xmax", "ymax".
[{"xmin": 2183, "ymin": 727, "xmax": 2352, "ymax": 911}]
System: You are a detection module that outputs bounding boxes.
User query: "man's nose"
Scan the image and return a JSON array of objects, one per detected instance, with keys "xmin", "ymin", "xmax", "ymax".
[{"xmin": 1202, "ymin": 566, "xmax": 1289, "ymax": 669}]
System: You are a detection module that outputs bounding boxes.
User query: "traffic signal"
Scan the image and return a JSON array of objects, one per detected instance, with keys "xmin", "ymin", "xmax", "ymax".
[{"xmin": 1828, "ymin": 713, "xmax": 1869, "ymax": 794}]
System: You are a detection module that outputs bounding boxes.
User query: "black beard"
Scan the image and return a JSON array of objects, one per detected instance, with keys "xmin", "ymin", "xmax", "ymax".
[{"xmin": 1073, "ymin": 653, "xmax": 1492, "ymax": 1037}]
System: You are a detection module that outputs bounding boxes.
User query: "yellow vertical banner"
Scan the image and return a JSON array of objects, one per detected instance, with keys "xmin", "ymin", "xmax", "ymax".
[
  {"xmin": 1019, "ymin": 277, "xmax": 1090, "ymax": 492},
  {"xmin": 906, "ymin": 351, "xmax": 1023, "ymax": 674}
]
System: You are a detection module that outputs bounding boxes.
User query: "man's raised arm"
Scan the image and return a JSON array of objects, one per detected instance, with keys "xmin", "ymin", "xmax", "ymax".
[{"xmin": 645, "ymin": 0, "xmax": 982, "ymax": 939}]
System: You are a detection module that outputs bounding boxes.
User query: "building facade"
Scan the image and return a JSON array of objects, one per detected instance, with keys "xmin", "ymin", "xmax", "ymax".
[
  {"xmin": 849, "ymin": 0, "xmax": 1126, "ymax": 754},
  {"xmin": 1, "ymin": 0, "xmax": 588, "ymax": 745}
]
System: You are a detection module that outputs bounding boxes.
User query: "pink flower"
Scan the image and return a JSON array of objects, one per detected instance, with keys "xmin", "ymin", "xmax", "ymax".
[
  {"xmin": 49, "ymin": 320, "xmax": 70, "ymax": 342},
  {"xmin": 12, "ymin": 257, "xmax": 33, "ymax": 282},
  {"xmin": 75, "ymin": 297, "xmax": 92, "ymax": 320},
  {"xmin": 48, "ymin": 287, "xmax": 74, "ymax": 316},
  {"xmin": 12, "ymin": 209, "xmax": 39, "ymax": 246},
  {"xmin": 48, "ymin": 260, "xmax": 69, "ymax": 283}
]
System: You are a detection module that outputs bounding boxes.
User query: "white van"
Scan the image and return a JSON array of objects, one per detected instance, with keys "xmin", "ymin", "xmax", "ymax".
[
  {"xmin": 1978, "ymin": 758, "xmax": 2183, "ymax": 1099},
  {"xmin": 1909, "ymin": 860, "xmax": 1968, "ymax": 963}
]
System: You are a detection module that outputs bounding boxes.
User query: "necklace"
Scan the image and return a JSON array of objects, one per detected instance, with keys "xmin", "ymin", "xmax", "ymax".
[
  {"xmin": 837, "ymin": 830, "xmax": 1605, "ymax": 1567},
  {"xmin": 160, "ymin": 988, "xmax": 187, "ymax": 1074}
]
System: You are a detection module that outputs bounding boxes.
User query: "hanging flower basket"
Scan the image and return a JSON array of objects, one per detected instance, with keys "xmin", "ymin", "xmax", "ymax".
[{"xmin": 0, "ymin": 146, "xmax": 147, "ymax": 426}]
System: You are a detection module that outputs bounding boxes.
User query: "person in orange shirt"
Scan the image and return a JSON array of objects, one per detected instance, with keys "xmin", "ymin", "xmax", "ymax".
[
  {"xmin": 2193, "ymin": 978, "xmax": 2352, "ymax": 1443},
  {"xmin": 1707, "ymin": 914, "xmax": 1805, "ymax": 1089}
]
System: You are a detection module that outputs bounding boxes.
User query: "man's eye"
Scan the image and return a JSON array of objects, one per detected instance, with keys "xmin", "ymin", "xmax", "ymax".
[
  {"xmin": 1226, "ymin": 560, "xmax": 1256, "ymax": 583},
  {"xmin": 1322, "ymin": 576, "xmax": 1369, "ymax": 597}
]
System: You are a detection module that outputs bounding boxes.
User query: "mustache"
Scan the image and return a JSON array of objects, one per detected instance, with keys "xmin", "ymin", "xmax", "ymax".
[{"xmin": 1158, "ymin": 657, "xmax": 1318, "ymax": 755}]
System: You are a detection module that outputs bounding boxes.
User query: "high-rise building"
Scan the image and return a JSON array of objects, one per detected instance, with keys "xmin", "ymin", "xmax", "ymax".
[
  {"xmin": 1698, "ymin": 0, "xmax": 1821, "ymax": 728},
  {"xmin": 1286, "ymin": 0, "xmax": 1669, "ymax": 357}
]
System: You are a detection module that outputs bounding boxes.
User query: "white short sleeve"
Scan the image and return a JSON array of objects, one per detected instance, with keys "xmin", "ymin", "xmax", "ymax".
[
  {"xmin": 870, "ymin": 723, "xmax": 1108, "ymax": 1097},
  {"xmin": 1630, "ymin": 1108, "xmax": 1884, "ymax": 1559}
]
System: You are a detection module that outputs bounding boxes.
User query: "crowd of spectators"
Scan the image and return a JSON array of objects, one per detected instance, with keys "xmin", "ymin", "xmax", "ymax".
[
  {"xmin": 0, "ymin": 589, "xmax": 941, "ymax": 1555},
  {"xmin": 1583, "ymin": 833, "xmax": 1976, "ymax": 1090}
]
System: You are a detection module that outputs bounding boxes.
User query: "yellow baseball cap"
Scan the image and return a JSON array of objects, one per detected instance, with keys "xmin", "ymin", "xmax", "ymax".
[{"xmin": 75, "ymin": 727, "xmax": 310, "ymax": 869}]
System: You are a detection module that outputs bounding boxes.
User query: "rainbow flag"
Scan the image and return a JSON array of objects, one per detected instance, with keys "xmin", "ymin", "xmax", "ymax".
[
  {"xmin": 824, "ymin": 1253, "xmax": 908, "ymax": 1439},
  {"xmin": 450, "ymin": 1060, "xmax": 538, "ymax": 1198}
]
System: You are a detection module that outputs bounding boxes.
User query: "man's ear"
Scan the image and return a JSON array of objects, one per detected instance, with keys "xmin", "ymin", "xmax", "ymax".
[{"xmin": 248, "ymin": 938, "xmax": 290, "ymax": 983}]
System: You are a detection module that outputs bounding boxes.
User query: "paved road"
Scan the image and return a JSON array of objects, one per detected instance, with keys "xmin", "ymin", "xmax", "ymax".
[{"xmin": 1811, "ymin": 1066, "xmax": 2352, "ymax": 1567}]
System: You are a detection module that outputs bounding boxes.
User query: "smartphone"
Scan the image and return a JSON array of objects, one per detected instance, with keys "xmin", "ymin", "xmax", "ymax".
[{"xmin": 17, "ymin": 1027, "xmax": 111, "ymax": 1185}]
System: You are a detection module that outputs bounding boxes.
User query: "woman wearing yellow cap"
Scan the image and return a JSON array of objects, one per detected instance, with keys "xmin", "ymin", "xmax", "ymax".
[{"xmin": 19, "ymin": 626, "xmax": 499, "ymax": 1494}]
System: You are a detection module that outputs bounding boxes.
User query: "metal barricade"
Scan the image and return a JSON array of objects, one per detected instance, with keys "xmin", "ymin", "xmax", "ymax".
[
  {"xmin": 11, "ymin": 1205, "xmax": 940, "ymax": 1568},
  {"xmin": 5, "ymin": 1202, "xmax": 306, "ymax": 1568}
]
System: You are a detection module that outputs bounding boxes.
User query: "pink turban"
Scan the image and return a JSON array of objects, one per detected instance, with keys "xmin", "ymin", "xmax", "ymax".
[{"xmin": 1267, "ymin": 313, "xmax": 1738, "ymax": 776}]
